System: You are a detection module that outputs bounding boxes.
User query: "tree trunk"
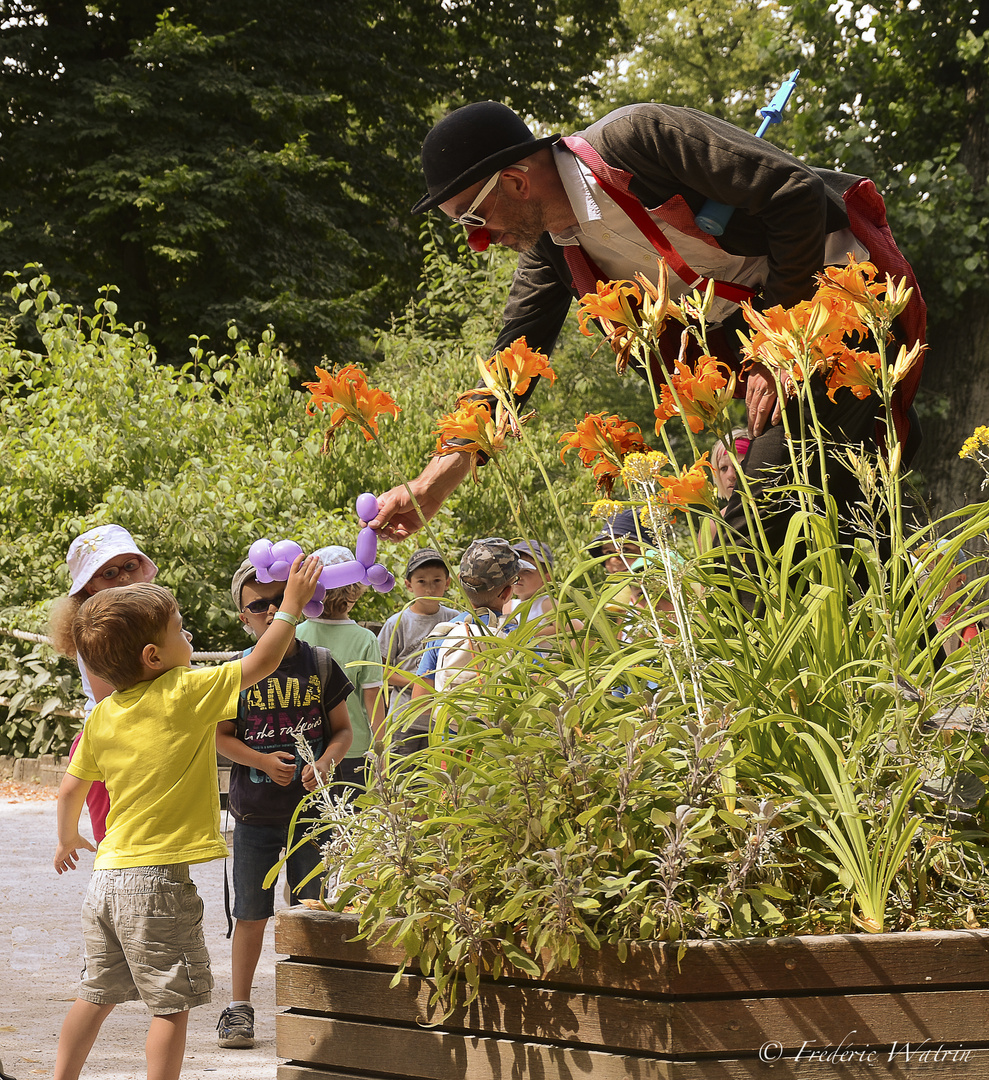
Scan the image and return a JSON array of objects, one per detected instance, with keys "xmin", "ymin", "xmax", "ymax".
[
  {"xmin": 914, "ymin": 310, "xmax": 989, "ymax": 517},
  {"xmin": 913, "ymin": 20, "xmax": 989, "ymax": 520}
]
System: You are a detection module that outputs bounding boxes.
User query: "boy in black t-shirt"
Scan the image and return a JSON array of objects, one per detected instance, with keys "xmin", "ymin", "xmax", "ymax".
[{"xmin": 215, "ymin": 559, "xmax": 353, "ymax": 1049}]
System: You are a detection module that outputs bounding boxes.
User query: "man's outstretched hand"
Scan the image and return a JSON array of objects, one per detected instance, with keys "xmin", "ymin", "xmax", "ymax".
[
  {"xmin": 370, "ymin": 454, "xmax": 472, "ymax": 540},
  {"xmin": 370, "ymin": 484, "xmax": 434, "ymax": 540}
]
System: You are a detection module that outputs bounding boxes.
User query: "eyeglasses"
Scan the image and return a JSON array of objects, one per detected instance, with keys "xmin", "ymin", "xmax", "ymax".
[
  {"xmin": 455, "ymin": 165, "xmax": 528, "ymax": 228},
  {"xmin": 243, "ymin": 593, "xmax": 284, "ymax": 615},
  {"xmin": 96, "ymin": 558, "xmax": 142, "ymax": 581}
]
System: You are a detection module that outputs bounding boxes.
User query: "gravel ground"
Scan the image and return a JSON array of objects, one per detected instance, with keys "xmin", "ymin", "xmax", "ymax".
[{"xmin": 0, "ymin": 781, "xmax": 286, "ymax": 1080}]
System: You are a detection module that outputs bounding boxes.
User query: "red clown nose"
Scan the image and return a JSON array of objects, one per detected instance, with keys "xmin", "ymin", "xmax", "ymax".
[{"xmin": 467, "ymin": 228, "xmax": 491, "ymax": 253}]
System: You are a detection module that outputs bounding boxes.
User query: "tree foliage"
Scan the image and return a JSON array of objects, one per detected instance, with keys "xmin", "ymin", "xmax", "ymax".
[
  {"xmin": 588, "ymin": 0, "xmax": 798, "ymax": 130},
  {"xmin": 0, "ymin": 0, "xmax": 625, "ymax": 363},
  {"xmin": 786, "ymin": 0, "xmax": 989, "ymax": 316}
]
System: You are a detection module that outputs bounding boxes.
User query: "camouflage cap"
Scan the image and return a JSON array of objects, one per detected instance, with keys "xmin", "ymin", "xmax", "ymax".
[{"xmin": 459, "ymin": 537, "xmax": 532, "ymax": 592}]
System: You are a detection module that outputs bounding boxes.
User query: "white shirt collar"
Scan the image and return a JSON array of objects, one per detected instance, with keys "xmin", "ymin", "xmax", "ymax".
[{"xmin": 549, "ymin": 143, "xmax": 600, "ymax": 246}]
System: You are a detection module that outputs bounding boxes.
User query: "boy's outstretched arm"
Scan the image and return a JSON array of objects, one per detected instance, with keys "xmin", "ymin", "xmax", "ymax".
[
  {"xmin": 239, "ymin": 554, "xmax": 322, "ymax": 691},
  {"xmin": 54, "ymin": 772, "xmax": 96, "ymax": 873}
]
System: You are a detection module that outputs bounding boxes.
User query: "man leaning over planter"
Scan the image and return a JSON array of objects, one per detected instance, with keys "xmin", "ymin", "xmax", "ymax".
[{"xmin": 371, "ymin": 99, "xmax": 926, "ymax": 556}]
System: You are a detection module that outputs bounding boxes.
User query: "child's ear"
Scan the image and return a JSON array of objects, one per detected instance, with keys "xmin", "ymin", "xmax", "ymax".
[{"xmin": 142, "ymin": 641, "xmax": 162, "ymax": 670}]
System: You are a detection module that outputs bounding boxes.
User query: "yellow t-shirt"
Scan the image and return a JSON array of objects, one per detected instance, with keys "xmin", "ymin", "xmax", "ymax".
[{"xmin": 67, "ymin": 662, "xmax": 241, "ymax": 869}]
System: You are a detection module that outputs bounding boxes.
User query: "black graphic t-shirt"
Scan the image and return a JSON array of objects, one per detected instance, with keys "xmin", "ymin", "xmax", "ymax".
[{"xmin": 227, "ymin": 641, "xmax": 352, "ymax": 825}]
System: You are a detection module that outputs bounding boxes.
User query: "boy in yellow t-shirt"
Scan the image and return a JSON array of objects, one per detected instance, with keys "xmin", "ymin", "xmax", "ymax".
[{"xmin": 52, "ymin": 555, "xmax": 326, "ymax": 1080}]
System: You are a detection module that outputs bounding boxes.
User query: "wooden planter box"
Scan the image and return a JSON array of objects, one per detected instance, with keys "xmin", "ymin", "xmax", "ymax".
[{"xmin": 275, "ymin": 909, "xmax": 989, "ymax": 1078}]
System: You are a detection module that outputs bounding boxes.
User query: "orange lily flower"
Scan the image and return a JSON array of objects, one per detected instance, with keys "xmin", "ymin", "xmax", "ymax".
[
  {"xmin": 739, "ymin": 298, "xmax": 857, "ymax": 390},
  {"xmin": 814, "ymin": 256, "xmax": 886, "ymax": 318},
  {"xmin": 577, "ymin": 279, "xmax": 642, "ymax": 336},
  {"xmin": 655, "ymin": 454, "xmax": 717, "ymax": 511},
  {"xmin": 433, "ymin": 400, "xmax": 507, "ymax": 482},
  {"xmin": 577, "ymin": 279, "xmax": 646, "ymax": 375},
  {"xmin": 654, "ymin": 354, "xmax": 735, "ymax": 435},
  {"xmin": 826, "ymin": 347, "xmax": 882, "ymax": 403},
  {"xmin": 478, "ymin": 336, "xmax": 556, "ymax": 397},
  {"xmin": 559, "ymin": 413, "xmax": 650, "ymax": 496},
  {"xmin": 305, "ymin": 364, "xmax": 400, "ymax": 442},
  {"xmin": 653, "ymin": 391, "xmax": 679, "ymax": 433}
]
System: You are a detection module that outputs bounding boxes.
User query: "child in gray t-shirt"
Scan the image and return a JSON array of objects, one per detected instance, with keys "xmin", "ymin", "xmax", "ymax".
[{"xmin": 377, "ymin": 549, "xmax": 458, "ymax": 752}]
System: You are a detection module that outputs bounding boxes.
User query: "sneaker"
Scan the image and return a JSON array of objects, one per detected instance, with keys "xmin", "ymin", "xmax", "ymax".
[{"xmin": 217, "ymin": 1003, "xmax": 255, "ymax": 1049}]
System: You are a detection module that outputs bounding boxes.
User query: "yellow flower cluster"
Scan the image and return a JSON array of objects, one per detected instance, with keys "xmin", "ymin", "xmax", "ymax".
[
  {"xmin": 590, "ymin": 499, "xmax": 624, "ymax": 520},
  {"xmin": 959, "ymin": 426, "xmax": 989, "ymax": 460},
  {"xmin": 620, "ymin": 451, "xmax": 670, "ymax": 483}
]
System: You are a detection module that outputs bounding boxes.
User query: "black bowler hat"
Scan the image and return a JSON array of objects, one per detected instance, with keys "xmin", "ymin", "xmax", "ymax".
[{"xmin": 411, "ymin": 101, "xmax": 561, "ymax": 214}]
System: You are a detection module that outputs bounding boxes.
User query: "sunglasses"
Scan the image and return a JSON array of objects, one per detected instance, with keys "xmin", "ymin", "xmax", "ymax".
[
  {"xmin": 242, "ymin": 593, "xmax": 284, "ymax": 615},
  {"xmin": 455, "ymin": 165, "xmax": 528, "ymax": 229}
]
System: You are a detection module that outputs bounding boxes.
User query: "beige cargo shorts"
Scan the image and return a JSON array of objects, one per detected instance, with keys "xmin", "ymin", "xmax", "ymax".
[{"xmin": 78, "ymin": 863, "xmax": 212, "ymax": 1015}]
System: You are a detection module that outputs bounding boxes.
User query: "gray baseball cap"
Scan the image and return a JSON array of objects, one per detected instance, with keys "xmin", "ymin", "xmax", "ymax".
[
  {"xmin": 405, "ymin": 547, "xmax": 450, "ymax": 579},
  {"xmin": 460, "ymin": 537, "xmax": 534, "ymax": 592},
  {"xmin": 511, "ymin": 539, "xmax": 553, "ymax": 569}
]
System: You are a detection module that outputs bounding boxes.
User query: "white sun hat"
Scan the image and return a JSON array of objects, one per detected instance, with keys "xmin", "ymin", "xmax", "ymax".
[{"xmin": 66, "ymin": 524, "xmax": 158, "ymax": 596}]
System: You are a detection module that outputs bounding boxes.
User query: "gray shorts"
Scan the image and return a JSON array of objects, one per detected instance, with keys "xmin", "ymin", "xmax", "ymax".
[{"xmin": 78, "ymin": 864, "xmax": 213, "ymax": 1015}]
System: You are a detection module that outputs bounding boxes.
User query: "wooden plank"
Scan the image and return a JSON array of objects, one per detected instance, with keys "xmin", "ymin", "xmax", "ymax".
[
  {"xmin": 276, "ymin": 1012, "xmax": 674, "ymax": 1080},
  {"xmin": 276, "ymin": 1047, "xmax": 989, "ymax": 1080},
  {"xmin": 276, "ymin": 908, "xmax": 407, "ymax": 969},
  {"xmin": 663, "ymin": 1051, "xmax": 989, "ymax": 1079},
  {"xmin": 668, "ymin": 989, "xmax": 989, "ymax": 1055},
  {"xmin": 275, "ymin": 961, "xmax": 989, "ymax": 1056},
  {"xmin": 276, "ymin": 1013, "xmax": 989, "ymax": 1080},
  {"xmin": 274, "ymin": 909, "xmax": 989, "ymax": 997},
  {"xmin": 276, "ymin": 960, "xmax": 675, "ymax": 1053}
]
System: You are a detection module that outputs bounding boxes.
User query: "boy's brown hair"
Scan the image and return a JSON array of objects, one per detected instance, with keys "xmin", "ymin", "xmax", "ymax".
[
  {"xmin": 73, "ymin": 583, "xmax": 178, "ymax": 690},
  {"xmin": 321, "ymin": 581, "xmax": 367, "ymax": 620}
]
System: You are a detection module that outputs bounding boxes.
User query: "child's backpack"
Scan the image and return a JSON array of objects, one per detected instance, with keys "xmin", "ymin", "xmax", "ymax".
[{"xmin": 432, "ymin": 611, "xmax": 513, "ymax": 693}]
